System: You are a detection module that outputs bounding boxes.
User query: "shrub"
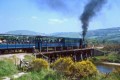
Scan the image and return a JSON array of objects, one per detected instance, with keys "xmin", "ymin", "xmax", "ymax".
[
  {"xmin": 113, "ymin": 67, "xmax": 120, "ymax": 75},
  {"xmin": 52, "ymin": 57, "xmax": 74, "ymax": 76},
  {"xmin": 31, "ymin": 58, "xmax": 49, "ymax": 71},
  {"xmin": 71, "ymin": 60, "xmax": 97, "ymax": 78},
  {"xmin": 0, "ymin": 59, "xmax": 18, "ymax": 77}
]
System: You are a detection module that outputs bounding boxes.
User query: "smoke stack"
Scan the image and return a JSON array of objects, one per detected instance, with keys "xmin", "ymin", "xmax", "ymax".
[{"xmin": 80, "ymin": 0, "xmax": 106, "ymax": 41}]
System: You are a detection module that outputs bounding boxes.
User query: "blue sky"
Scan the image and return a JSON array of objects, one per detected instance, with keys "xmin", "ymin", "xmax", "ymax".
[{"xmin": 0, "ymin": 0, "xmax": 120, "ymax": 34}]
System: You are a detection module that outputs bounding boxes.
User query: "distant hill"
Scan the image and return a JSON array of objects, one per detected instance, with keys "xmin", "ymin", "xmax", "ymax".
[
  {"xmin": 5, "ymin": 30, "xmax": 46, "ymax": 36},
  {"xmin": 50, "ymin": 27, "xmax": 120, "ymax": 42},
  {"xmin": 86, "ymin": 27, "xmax": 120, "ymax": 38},
  {"xmin": 4, "ymin": 27, "xmax": 120, "ymax": 42},
  {"xmin": 49, "ymin": 32, "xmax": 81, "ymax": 38}
]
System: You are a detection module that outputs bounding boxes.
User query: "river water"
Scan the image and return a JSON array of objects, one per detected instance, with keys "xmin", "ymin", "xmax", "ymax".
[{"xmin": 96, "ymin": 63, "xmax": 119, "ymax": 73}]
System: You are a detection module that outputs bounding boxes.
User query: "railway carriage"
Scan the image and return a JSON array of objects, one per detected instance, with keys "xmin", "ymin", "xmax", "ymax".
[{"xmin": 0, "ymin": 34, "xmax": 86, "ymax": 53}]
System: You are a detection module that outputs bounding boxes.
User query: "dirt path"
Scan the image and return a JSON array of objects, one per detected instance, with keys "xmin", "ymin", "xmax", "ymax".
[
  {"xmin": 2, "ymin": 72, "xmax": 27, "ymax": 80},
  {"xmin": 0, "ymin": 53, "xmax": 33, "ymax": 60}
]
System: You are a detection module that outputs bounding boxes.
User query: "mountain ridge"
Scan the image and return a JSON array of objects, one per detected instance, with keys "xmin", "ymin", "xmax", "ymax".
[{"xmin": 3, "ymin": 27, "xmax": 120, "ymax": 42}]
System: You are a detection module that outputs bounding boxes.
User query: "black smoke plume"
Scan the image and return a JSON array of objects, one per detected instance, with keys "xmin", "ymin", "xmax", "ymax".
[
  {"xmin": 80, "ymin": 0, "xmax": 106, "ymax": 41},
  {"xmin": 34, "ymin": 0, "xmax": 68, "ymax": 12}
]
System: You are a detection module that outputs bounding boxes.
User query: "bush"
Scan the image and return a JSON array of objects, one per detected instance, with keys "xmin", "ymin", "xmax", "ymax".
[
  {"xmin": 113, "ymin": 67, "xmax": 120, "ymax": 75},
  {"xmin": 31, "ymin": 58, "xmax": 49, "ymax": 71},
  {"xmin": 0, "ymin": 59, "xmax": 18, "ymax": 77},
  {"xmin": 71, "ymin": 60, "xmax": 97, "ymax": 78},
  {"xmin": 52, "ymin": 57, "xmax": 74, "ymax": 76},
  {"xmin": 52, "ymin": 57, "xmax": 97, "ymax": 79}
]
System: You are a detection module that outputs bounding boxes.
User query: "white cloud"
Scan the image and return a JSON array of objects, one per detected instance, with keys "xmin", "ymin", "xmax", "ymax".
[{"xmin": 48, "ymin": 18, "xmax": 68, "ymax": 24}]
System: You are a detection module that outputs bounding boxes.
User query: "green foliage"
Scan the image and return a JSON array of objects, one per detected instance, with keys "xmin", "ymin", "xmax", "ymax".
[
  {"xmin": 0, "ymin": 59, "xmax": 18, "ymax": 77},
  {"xmin": 10, "ymin": 55, "xmax": 20, "ymax": 65},
  {"xmin": 10, "ymin": 57, "xmax": 120, "ymax": 80},
  {"xmin": 91, "ymin": 51, "xmax": 120, "ymax": 63},
  {"xmin": 107, "ymin": 52, "xmax": 120, "ymax": 62},
  {"xmin": 113, "ymin": 67, "xmax": 120, "ymax": 75},
  {"xmin": 15, "ymin": 69, "xmax": 66, "ymax": 80},
  {"xmin": 31, "ymin": 58, "xmax": 49, "ymax": 71},
  {"xmin": 24, "ymin": 55, "xmax": 35, "ymax": 62}
]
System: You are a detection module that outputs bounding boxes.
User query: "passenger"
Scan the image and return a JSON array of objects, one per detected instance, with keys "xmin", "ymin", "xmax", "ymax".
[{"xmin": 0, "ymin": 40, "xmax": 2, "ymax": 44}]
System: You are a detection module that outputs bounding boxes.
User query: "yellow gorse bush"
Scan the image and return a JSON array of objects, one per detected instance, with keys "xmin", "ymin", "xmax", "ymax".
[
  {"xmin": 31, "ymin": 58, "xmax": 49, "ymax": 71},
  {"xmin": 31, "ymin": 57, "xmax": 97, "ymax": 78},
  {"xmin": 71, "ymin": 60, "xmax": 97, "ymax": 78},
  {"xmin": 52, "ymin": 57, "xmax": 74, "ymax": 76},
  {"xmin": 52, "ymin": 57, "xmax": 97, "ymax": 78}
]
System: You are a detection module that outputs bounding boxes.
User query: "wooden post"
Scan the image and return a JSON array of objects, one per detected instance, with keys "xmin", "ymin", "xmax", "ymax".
[
  {"xmin": 81, "ymin": 53, "xmax": 83, "ymax": 60},
  {"xmin": 77, "ymin": 45, "xmax": 79, "ymax": 49},
  {"xmin": 54, "ymin": 46, "xmax": 56, "ymax": 51},
  {"xmin": 72, "ymin": 46, "xmax": 73, "ymax": 49},
  {"xmin": 47, "ymin": 47, "xmax": 48, "ymax": 52},
  {"xmin": 74, "ymin": 54, "xmax": 76, "ymax": 62},
  {"xmin": 61, "ymin": 45, "xmax": 63, "ymax": 51},
  {"xmin": 91, "ymin": 49, "xmax": 93, "ymax": 57},
  {"xmin": 86, "ymin": 53, "xmax": 88, "ymax": 59},
  {"xmin": 40, "ymin": 46, "xmax": 41, "ymax": 52}
]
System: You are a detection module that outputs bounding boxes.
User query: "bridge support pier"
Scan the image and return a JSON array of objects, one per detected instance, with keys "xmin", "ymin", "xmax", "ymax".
[
  {"xmin": 36, "ymin": 48, "xmax": 94, "ymax": 62},
  {"xmin": 54, "ymin": 47, "xmax": 56, "ymax": 51},
  {"xmin": 39, "ymin": 47, "xmax": 41, "ymax": 52},
  {"xmin": 86, "ymin": 53, "xmax": 88, "ymax": 59},
  {"xmin": 47, "ymin": 47, "xmax": 48, "ymax": 52},
  {"xmin": 81, "ymin": 53, "xmax": 83, "ymax": 60}
]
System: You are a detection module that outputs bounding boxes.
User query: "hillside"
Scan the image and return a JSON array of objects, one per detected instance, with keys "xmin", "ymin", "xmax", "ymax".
[
  {"xmin": 50, "ymin": 27, "xmax": 120, "ymax": 42},
  {"xmin": 5, "ymin": 30, "xmax": 46, "ymax": 36},
  {"xmin": 4, "ymin": 27, "xmax": 120, "ymax": 42}
]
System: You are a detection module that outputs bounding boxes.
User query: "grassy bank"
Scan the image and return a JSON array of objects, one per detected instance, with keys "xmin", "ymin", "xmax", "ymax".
[
  {"xmin": 0, "ymin": 55, "xmax": 120, "ymax": 80},
  {"xmin": 0, "ymin": 58, "xmax": 18, "ymax": 79},
  {"xmin": 89, "ymin": 51, "xmax": 120, "ymax": 63}
]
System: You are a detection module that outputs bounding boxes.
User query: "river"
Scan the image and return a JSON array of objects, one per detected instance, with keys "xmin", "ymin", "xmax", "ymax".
[{"xmin": 96, "ymin": 63, "xmax": 119, "ymax": 73}]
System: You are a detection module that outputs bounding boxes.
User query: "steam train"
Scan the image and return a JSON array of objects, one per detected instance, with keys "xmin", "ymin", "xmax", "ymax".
[{"xmin": 0, "ymin": 34, "xmax": 86, "ymax": 52}]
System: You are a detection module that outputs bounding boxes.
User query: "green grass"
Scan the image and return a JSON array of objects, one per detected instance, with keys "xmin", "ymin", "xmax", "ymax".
[
  {"xmin": 1, "ymin": 55, "xmax": 120, "ymax": 80},
  {"xmin": 24, "ymin": 55, "xmax": 35, "ymax": 62},
  {"xmin": 89, "ymin": 51, "xmax": 120, "ymax": 63},
  {"xmin": 15, "ymin": 69, "xmax": 66, "ymax": 80},
  {"xmin": 14, "ymin": 70, "xmax": 120, "ymax": 80},
  {"xmin": 0, "ymin": 59, "xmax": 18, "ymax": 78},
  {"xmin": 79, "ymin": 70, "xmax": 120, "ymax": 80}
]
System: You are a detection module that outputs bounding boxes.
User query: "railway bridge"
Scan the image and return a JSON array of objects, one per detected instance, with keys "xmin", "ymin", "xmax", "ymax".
[
  {"xmin": 0, "ymin": 34, "xmax": 95, "ymax": 61},
  {"xmin": 34, "ymin": 48, "xmax": 94, "ymax": 62}
]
